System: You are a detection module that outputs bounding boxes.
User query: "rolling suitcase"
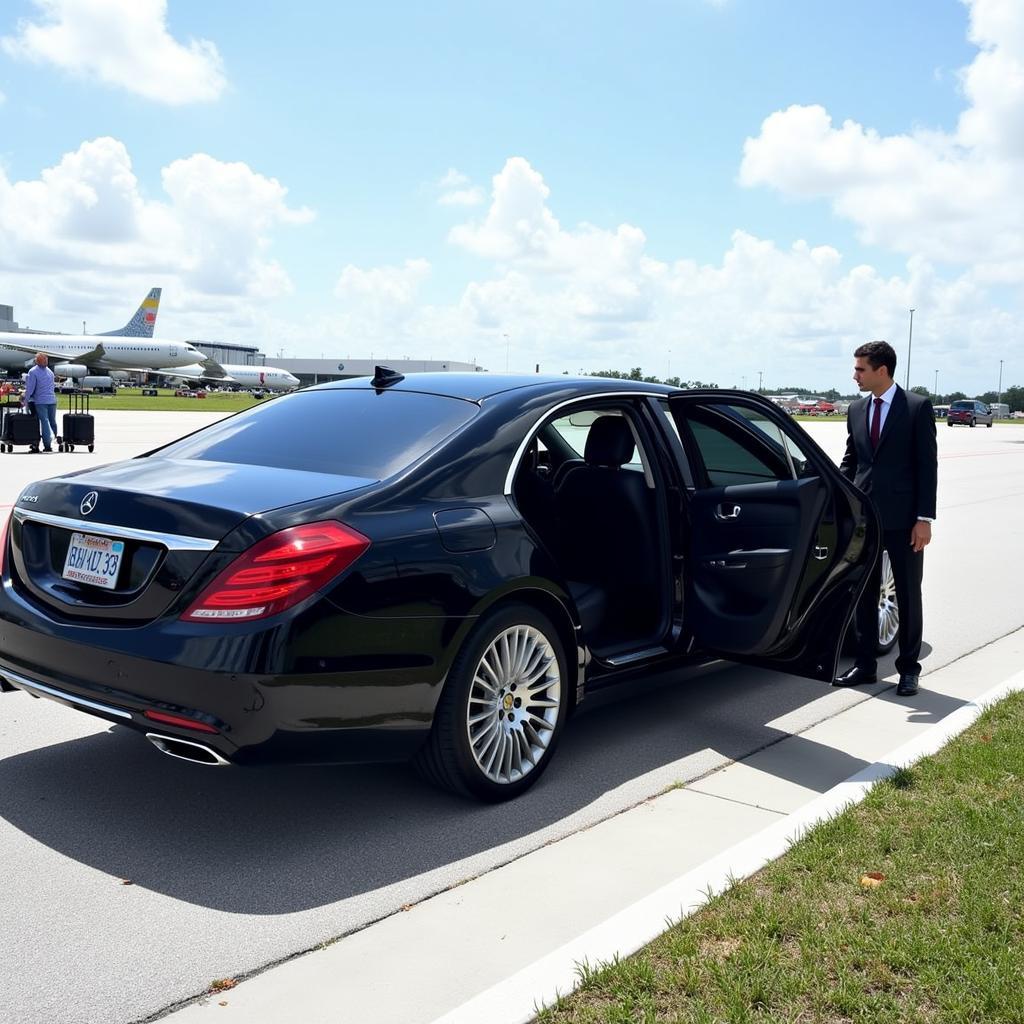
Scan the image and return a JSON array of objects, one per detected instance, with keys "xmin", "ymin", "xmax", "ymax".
[
  {"xmin": 61, "ymin": 392, "xmax": 95, "ymax": 452},
  {"xmin": 0, "ymin": 402, "xmax": 41, "ymax": 453}
]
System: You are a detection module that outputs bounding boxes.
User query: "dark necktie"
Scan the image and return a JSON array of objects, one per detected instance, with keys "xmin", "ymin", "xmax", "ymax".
[{"xmin": 870, "ymin": 397, "xmax": 883, "ymax": 450}]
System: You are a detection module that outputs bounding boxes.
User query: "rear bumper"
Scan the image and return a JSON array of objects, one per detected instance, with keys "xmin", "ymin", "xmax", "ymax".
[{"xmin": 0, "ymin": 620, "xmax": 436, "ymax": 765}]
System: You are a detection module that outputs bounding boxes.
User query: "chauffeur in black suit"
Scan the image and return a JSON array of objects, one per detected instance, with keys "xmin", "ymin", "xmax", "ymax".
[{"xmin": 834, "ymin": 340, "xmax": 937, "ymax": 697}]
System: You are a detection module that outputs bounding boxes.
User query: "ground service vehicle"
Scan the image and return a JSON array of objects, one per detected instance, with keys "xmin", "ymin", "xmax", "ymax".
[{"xmin": 0, "ymin": 370, "xmax": 880, "ymax": 800}]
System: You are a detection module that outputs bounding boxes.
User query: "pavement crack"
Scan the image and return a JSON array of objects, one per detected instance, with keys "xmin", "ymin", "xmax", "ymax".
[{"xmin": 684, "ymin": 786, "xmax": 789, "ymax": 816}]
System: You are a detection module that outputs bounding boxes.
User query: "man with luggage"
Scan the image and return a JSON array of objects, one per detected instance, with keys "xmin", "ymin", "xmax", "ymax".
[{"xmin": 23, "ymin": 352, "xmax": 60, "ymax": 453}]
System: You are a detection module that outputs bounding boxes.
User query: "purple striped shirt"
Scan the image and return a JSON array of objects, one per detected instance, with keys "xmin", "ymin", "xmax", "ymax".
[{"xmin": 24, "ymin": 364, "xmax": 57, "ymax": 404}]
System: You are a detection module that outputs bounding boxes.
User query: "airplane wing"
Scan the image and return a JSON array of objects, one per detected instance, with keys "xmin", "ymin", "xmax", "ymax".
[
  {"xmin": 198, "ymin": 356, "xmax": 230, "ymax": 380},
  {"xmin": 157, "ymin": 363, "xmax": 237, "ymax": 384},
  {"xmin": 156, "ymin": 366, "xmax": 202, "ymax": 380},
  {"xmin": 0, "ymin": 340, "xmax": 107, "ymax": 364}
]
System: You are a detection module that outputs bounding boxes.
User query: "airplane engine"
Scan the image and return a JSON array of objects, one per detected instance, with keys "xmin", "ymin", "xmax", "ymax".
[
  {"xmin": 109, "ymin": 371, "xmax": 131, "ymax": 381},
  {"xmin": 82, "ymin": 376, "xmax": 115, "ymax": 391},
  {"xmin": 53, "ymin": 363, "xmax": 89, "ymax": 379}
]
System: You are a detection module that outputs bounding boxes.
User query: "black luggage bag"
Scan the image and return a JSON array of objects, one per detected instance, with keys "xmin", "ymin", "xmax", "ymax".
[
  {"xmin": 61, "ymin": 392, "xmax": 95, "ymax": 452},
  {"xmin": 0, "ymin": 403, "xmax": 41, "ymax": 453}
]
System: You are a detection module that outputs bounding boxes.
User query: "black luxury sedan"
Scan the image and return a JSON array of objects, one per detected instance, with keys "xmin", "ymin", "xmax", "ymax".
[{"xmin": 0, "ymin": 370, "xmax": 882, "ymax": 800}]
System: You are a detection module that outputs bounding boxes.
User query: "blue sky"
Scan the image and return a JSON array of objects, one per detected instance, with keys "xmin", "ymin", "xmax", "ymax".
[{"xmin": 0, "ymin": 0, "xmax": 1019, "ymax": 395}]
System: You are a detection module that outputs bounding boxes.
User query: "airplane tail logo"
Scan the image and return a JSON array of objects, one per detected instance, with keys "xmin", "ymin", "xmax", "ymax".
[{"xmin": 98, "ymin": 287, "xmax": 162, "ymax": 338}]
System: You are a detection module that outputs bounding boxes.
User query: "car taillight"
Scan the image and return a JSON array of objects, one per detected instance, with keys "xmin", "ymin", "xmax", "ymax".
[
  {"xmin": 143, "ymin": 709, "xmax": 219, "ymax": 734},
  {"xmin": 182, "ymin": 521, "xmax": 370, "ymax": 623}
]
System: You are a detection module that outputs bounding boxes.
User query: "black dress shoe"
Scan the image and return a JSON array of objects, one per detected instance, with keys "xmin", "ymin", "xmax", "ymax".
[
  {"xmin": 896, "ymin": 674, "xmax": 919, "ymax": 696},
  {"xmin": 833, "ymin": 666, "xmax": 878, "ymax": 687}
]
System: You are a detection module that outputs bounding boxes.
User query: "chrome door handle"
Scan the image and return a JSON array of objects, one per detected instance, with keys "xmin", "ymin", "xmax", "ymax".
[{"xmin": 714, "ymin": 503, "xmax": 742, "ymax": 521}]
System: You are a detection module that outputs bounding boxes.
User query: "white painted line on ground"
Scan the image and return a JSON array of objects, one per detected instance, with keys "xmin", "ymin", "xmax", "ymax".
[{"xmin": 431, "ymin": 670, "xmax": 1024, "ymax": 1024}]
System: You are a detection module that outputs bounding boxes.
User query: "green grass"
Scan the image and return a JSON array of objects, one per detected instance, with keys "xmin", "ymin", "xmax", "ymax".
[
  {"xmin": 69, "ymin": 387, "xmax": 275, "ymax": 413},
  {"xmin": 536, "ymin": 692, "xmax": 1024, "ymax": 1024}
]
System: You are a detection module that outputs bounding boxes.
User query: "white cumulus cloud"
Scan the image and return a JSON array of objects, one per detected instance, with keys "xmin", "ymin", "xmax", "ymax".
[
  {"xmin": 1, "ymin": 0, "xmax": 226, "ymax": 104},
  {"xmin": 0, "ymin": 137, "xmax": 313, "ymax": 332},
  {"xmin": 211, "ymin": 144, "xmax": 1017, "ymax": 394},
  {"xmin": 334, "ymin": 259, "xmax": 430, "ymax": 308},
  {"xmin": 739, "ymin": 0, "xmax": 1024, "ymax": 278},
  {"xmin": 435, "ymin": 167, "xmax": 485, "ymax": 206}
]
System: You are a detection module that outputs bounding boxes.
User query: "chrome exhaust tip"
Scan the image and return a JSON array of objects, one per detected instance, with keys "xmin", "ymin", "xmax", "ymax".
[{"xmin": 145, "ymin": 732, "xmax": 231, "ymax": 766}]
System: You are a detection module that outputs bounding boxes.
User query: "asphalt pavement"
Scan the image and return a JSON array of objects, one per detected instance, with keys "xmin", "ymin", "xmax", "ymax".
[{"xmin": 1, "ymin": 413, "xmax": 1023, "ymax": 1024}]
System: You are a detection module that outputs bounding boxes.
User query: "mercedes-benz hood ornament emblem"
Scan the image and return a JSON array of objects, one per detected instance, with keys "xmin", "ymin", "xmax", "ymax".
[{"xmin": 80, "ymin": 491, "xmax": 98, "ymax": 516}]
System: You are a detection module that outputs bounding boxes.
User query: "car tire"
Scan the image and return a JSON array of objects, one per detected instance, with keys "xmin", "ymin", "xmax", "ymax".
[
  {"xmin": 415, "ymin": 603, "xmax": 569, "ymax": 801},
  {"xmin": 969, "ymin": 418, "xmax": 976, "ymax": 427},
  {"xmin": 987, "ymin": 421, "xmax": 993, "ymax": 428},
  {"xmin": 877, "ymin": 551, "xmax": 899, "ymax": 655}
]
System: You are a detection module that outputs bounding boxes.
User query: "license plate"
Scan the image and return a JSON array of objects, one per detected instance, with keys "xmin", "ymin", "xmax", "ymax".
[{"xmin": 62, "ymin": 532, "xmax": 124, "ymax": 589}]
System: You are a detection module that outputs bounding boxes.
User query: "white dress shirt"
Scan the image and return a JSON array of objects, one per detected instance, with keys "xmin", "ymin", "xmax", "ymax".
[{"xmin": 867, "ymin": 381, "xmax": 898, "ymax": 435}]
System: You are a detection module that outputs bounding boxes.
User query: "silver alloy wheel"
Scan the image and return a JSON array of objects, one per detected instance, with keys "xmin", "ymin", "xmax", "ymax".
[
  {"xmin": 878, "ymin": 550, "xmax": 899, "ymax": 649},
  {"xmin": 466, "ymin": 624, "xmax": 562, "ymax": 785}
]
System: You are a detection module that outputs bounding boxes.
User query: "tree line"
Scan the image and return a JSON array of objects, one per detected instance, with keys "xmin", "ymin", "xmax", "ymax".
[{"xmin": 581, "ymin": 369, "xmax": 1023, "ymax": 412}]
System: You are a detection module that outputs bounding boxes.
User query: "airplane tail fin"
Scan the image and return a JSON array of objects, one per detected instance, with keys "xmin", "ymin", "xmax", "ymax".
[{"xmin": 98, "ymin": 287, "xmax": 162, "ymax": 338}]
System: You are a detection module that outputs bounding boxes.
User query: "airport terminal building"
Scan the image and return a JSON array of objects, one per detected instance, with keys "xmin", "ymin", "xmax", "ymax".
[
  {"xmin": 273, "ymin": 358, "xmax": 481, "ymax": 387},
  {"xmin": 174, "ymin": 349, "xmax": 482, "ymax": 386}
]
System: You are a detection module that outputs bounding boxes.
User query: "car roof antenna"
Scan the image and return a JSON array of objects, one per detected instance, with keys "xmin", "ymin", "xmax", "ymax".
[{"xmin": 372, "ymin": 365, "xmax": 405, "ymax": 390}]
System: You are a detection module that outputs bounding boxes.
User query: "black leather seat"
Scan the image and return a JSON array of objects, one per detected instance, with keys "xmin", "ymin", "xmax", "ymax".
[{"xmin": 553, "ymin": 415, "xmax": 660, "ymax": 645}]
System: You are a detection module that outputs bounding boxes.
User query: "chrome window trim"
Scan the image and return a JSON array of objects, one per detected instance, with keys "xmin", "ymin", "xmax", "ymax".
[
  {"xmin": 2, "ymin": 669, "xmax": 133, "ymax": 720},
  {"xmin": 503, "ymin": 390, "xmax": 669, "ymax": 495},
  {"xmin": 12, "ymin": 508, "xmax": 219, "ymax": 551}
]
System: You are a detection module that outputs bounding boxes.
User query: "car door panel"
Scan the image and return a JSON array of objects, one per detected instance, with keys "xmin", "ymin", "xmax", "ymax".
[
  {"xmin": 689, "ymin": 477, "xmax": 826, "ymax": 654},
  {"xmin": 668, "ymin": 391, "xmax": 879, "ymax": 682}
]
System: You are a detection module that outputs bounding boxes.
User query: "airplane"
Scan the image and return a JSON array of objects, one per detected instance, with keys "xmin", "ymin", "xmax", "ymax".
[
  {"xmin": 0, "ymin": 289, "xmax": 209, "ymax": 378},
  {"xmin": 157, "ymin": 357, "xmax": 300, "ymax": 392}
]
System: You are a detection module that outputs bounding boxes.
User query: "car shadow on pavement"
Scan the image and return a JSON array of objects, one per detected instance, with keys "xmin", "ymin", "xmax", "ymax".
[{"xmin": 0, "ymin": 660, "xmax": 967, "ymax": 916}]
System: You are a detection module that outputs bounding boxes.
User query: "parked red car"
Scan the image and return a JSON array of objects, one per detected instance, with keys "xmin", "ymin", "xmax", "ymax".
[{"xmin": 947, "ymin": 400, "xmax": 993, "ymax": 427}]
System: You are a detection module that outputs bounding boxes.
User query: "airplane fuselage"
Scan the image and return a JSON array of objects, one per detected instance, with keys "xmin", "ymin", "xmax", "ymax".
[
  {"xmin": 0, "ymin": 333, "xmax": 206, "ymax": 373},
  {"xmin": 159, "ymin": 363, "xmax": 300, "ymax": 392}
]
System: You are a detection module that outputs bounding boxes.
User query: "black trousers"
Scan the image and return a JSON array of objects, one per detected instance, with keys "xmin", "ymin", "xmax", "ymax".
[{"xmin": 853, "ymin": 528, "xmax": 924, "ymax": 676}]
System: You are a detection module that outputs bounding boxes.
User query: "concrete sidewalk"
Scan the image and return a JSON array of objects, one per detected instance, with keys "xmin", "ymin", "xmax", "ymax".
[{"xmin": 163, "ymin": 626, "xmax": 1024, "ymax": 1024}]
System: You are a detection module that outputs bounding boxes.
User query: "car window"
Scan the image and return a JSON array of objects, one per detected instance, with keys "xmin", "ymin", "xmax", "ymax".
[
  {"xmin": 549, "ymin": 409, "xmax": 644, "ymax": 472},
  {"xmin": 152, "ymin": 390, "xmax": 478, "ymax": 478},
  {"xmin": 732, "ymin": 406, "xmax": 812, "ymax": 477},
  {"xmin": 683, "ymin": 403, "xmax": 794, "ymax": 486}
]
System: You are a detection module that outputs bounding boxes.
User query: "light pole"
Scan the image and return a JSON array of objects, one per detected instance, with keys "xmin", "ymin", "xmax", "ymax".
[
  {"xmin": 997, "ymin": 359, "xmax": 1004, "ymax": 408},
  {"xmin": 758, "ymin": 369, "xmax": 764, "ymax": 393},
  {"xmin": 503, "ymin": 333, "xmax": 510, "ymax": 373},
  {"xmin": 905, "ymin": 308, "xmax": 915, "ymax": 389},
  {"xmin": 934, "ymin": 369, "xmax": 939, "ymax": 402},
  {"xmin": 667, "ymin": 349, "xmax": 671, "ymax": 380}
]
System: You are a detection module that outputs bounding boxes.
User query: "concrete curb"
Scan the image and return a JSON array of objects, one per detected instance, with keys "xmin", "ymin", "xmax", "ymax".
[{"xmin": 431, "ymin": 669, "xmax": 1024, "ymax": 1024}]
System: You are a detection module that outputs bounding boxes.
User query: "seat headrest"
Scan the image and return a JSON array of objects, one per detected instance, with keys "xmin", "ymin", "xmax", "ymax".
[{"xmin": 584, "ymin": 415, "xmax": 635, "ymax": 467}]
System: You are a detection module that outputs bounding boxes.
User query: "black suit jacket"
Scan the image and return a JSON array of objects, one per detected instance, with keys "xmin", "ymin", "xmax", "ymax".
[{"xmin": 840, "ymin": 386, "xmax": 937, "ymax": 531}]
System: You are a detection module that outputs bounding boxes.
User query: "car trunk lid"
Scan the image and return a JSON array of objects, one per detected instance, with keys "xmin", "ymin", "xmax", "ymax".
[{"xmin": 9, "ymin": 458, "xmax": 374, "ymax": 623}]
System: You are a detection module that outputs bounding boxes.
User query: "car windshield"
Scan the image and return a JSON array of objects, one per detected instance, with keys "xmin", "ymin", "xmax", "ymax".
[{"xmin": 151, "ymin": 389, "xmax": 478, "ymax": 478}]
